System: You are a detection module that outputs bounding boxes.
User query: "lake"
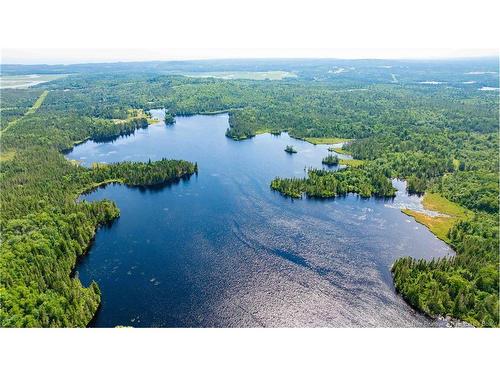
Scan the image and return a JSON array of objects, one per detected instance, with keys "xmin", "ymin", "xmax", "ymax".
[{"xmin": 67, "ymin": 112, "xmax": 452, "ymax": 327}]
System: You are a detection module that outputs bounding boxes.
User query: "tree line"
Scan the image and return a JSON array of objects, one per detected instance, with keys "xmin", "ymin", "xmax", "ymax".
[
  {"xmin": 1, "ymin": 68, "xmax": 498, "ymax": 326},
  {"xmin": 0, "ymin": 86, "xmax": 197, "ymax": 327}
]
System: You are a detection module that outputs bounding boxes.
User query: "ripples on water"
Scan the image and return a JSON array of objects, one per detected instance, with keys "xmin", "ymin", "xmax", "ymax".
[{"xmin": 67, "ymin": 112, "xmax": 453, "ymax": 327}]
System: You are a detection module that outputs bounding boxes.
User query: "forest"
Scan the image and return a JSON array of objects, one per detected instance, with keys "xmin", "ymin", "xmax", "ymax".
[
  {"xmin": 0, "ymin": 87, "xmax": 197, "ymax": 327},
  {"xmin": 322, "ymin": 154, "xmax": 339, "ymax": 166},
  {"xmin": 271, "ymin": 167, "xmax": 396, "ymax": 199},
  {"xmin": 0, "ymin": 58, "xmax": 498, "ymax": 326}
]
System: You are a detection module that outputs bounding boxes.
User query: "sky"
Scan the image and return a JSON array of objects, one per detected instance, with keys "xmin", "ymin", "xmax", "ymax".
[
  {"xmin": 1, "ymin": 0, "xmax": 499, "ymax": 65},
  {"xmin": 2, "ymin": 48, "xmax": 498, "ymax": 65}
]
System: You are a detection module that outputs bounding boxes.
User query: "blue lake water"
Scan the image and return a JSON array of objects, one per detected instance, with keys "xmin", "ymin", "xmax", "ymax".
[{"xmin": 67, "ymin": 112, "xmax": 453, "ymax": 327}]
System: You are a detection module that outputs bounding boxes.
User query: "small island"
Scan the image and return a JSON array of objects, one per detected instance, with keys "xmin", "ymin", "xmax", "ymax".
[
  {"xmin": 322, "ymin": 154, "xmax": 339, "ymax": 166},
  {"xmin": 164, "ymin": 112, "xmax": 175, "ymax": 125},
  {"xmin": 284, "ymin": 145, "xmax": 297, "ymax": 154}
]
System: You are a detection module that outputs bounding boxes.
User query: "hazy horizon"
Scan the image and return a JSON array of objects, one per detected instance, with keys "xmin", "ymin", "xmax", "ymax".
[{"xmin": 2, "ymin": 48, "xmax": 498, "ymax": 65}]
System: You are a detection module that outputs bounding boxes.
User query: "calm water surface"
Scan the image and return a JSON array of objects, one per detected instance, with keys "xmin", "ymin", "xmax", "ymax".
[{"xmin": 68, "ymin": 112, "xmax": 452, "ymax": 327}]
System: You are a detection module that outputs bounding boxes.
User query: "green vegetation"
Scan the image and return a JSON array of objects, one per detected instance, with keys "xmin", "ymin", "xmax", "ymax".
[
  {"xmin": 284, "ymin": 145, "xmax": 297, "ymax": 154},
  {"xmin": 89, "ymin": 159, "xmax": 197, "ymax": 187},
  {"xmin": 0, "ymin": 88, "xmax": 45, "ymax": 124},
  {"xmin": 436, "ymin": 171, "xmax": 498, "ymax": 214},
  {"xmin": 304, "ymin": 137, "xmax": 351, "ymax": 145},
  {"xmin": 342, "ymin": 116, "xmax": 499, "ymax": 327},
  {"xmin": 392, "ymin": 211, "xmax": 498, "ymax": 326},
  {"xmin": 271, "ymin": 167, "xmax": 396, "ymax": 199},
  {"xmin": 339, "ymin": 159, "xmax": 365, "ymax": 167},
  {"xmin": 29, "ymin": 71, "xmax": 497, "ymax": 144},
  {"xmin": 328, "ymin": 146, "xmax": 352, "ymax": 155},
  {"xmin": 406, "ymin": 175, "xmax": 427, "ymax": 195},
  {"xmin": 0, "ymin": 87, "xmax": 197, "ymax": 327},
  {"xmin": 25, "ymin": 90, "xmax": 48, "ymax": 114},
  {"xmin": 0, "ymin": 150, "xmax": 16, "ymax": 162},
  {"xmin": 402, "ymin": 193, "xmax": 472, "ymax": 243},
  {"xmin": 1, "ymin": 90, "xmax": 48, "ymax": 134},
  {"xmin": 322, "ymin": 154, "xmax": 339, "ymax": 166},
  {"xmin": 1, "ymin": 58, "xmax": 498, "ymax": 327},
  {"xmin": 421, "ymin": 193, "xmax": 471, "ymax": 218}
]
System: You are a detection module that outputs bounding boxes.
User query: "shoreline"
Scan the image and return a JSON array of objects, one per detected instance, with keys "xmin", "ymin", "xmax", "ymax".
[
  {"xmin": 67, "ymin": 113, "xmax": 471, "ymax": 328},
  {"xmin": 400, "ymin": 192, "xmax": 471, "ymax": 243}
]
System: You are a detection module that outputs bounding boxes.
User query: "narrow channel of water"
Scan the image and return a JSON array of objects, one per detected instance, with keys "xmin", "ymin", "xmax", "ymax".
[{"xmin": 68, "ymin": 112, "xmax": 452, "ymax": 327}]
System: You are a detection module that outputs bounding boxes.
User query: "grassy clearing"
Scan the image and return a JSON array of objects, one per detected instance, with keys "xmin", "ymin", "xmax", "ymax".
[
  {"xmin": 402, "ymin": 210, "xmax": 454, "ymax": 243},
  {"xmin": 0, "ymin": 150, "xmax": 16, "ymax": 162},
  {"xmin": 112, "ymin": 108, "xmax": 152, "ymax": 124},
  {"xmin": 402, "ymin": 192, "xmax": 471, "ymax": 243},
  {"xmin": 26, "ymin": 91, "xmax": 48, "ymax": 115},
  {"xmin": 339, "ymin": 159, "xmax": 365, "ymax": 167},
  {"xmin": 304, "ymin": 137, "xmax": 351, "ymax": 145},
  {"xmin": 329, "ymin": 147, "xmax": 352, "ymax": 155},
  {"xmin": 422, "ymin": 192, "xmax": 471, "ymax": 218}
]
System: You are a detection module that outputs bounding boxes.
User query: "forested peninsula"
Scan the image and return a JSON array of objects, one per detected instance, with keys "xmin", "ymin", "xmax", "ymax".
[
  {"xmin": 0, "ymin": 88, "xmax": 196, "ymax": 327},
  {"xmin": 1, "ymin": 59, "xmax": 498, "ymax": 327},
  {"xmin": 271, "ymin": 167, "xmax": 396, "ymax": 199}
]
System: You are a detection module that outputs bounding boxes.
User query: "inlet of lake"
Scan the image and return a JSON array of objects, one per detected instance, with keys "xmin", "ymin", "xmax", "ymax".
[{"xmin": 67, "ymin": 111, "xmax": 453, "ymax": 327}]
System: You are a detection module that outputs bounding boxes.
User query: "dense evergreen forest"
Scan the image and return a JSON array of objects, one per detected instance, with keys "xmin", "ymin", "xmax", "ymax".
[
  {"xmin": 1, "ymin": 58, "xmax": 498, "ymax": 326},
  {"xmin": 271, "ymin": 167, "xmax": 396, "ymax": 199},
  {"xmin": 0, "ymin": 86, "xmax": 197, "ymax": 327},
  {"xmin": 322, "ymin": 154, "xmax": 339, "ymax": 166}
]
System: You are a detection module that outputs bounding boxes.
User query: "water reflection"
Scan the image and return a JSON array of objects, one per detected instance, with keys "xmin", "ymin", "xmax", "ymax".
[{"xmin": 68, "ymin": 113, "xmax": 452, "ymax": 327}]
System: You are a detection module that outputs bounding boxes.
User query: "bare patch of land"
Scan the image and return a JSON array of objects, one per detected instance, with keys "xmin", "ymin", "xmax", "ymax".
[
  {"xmin": 177, "ymin": 71, "xmax": 297, "ymax": 80},
  {"xmin": 0, "ymin": 74, "xmax": 67, "ymax": 89}
]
